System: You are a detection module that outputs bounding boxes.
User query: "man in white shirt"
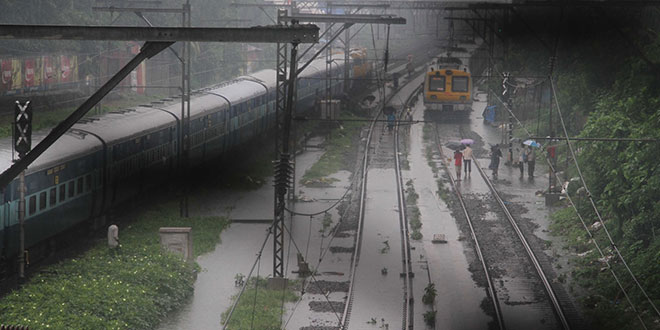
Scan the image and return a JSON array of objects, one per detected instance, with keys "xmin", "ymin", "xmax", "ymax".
[{"xmin": 463, "ymin": 145, "xmax": 473, "ymax": 177}]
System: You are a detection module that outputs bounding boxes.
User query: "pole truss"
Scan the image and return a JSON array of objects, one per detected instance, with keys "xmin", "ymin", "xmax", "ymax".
[
  {"xmin": 231, "ymin": 1, "xmax": 390, "ymax": 9},
  {"xmin": 279, "ymin": 13, "xmax": 405, "ymax": 24},
  {"xmin": 92, "ymin": 6, "xmax": 186, "ymax": 13},
  {"xmin": 0, "ymin": 24, "xmax": 319, "ymax": 43},
  {"xmin": 530, "ymin": 137, "xmax": 660, "ymax": 143}
]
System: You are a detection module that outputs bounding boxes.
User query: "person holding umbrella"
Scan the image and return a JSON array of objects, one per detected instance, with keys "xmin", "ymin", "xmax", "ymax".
[
  {"xmin": 523, "ymin": 140, "xmax": 539, "ymax": 179},
  {"xmin": 489, "ymin": 144, "xmax": 502, "ymax": 179},
  {"xmin": 460, "ymin": 139, "xmax": 474, "ymax": 177},
  {"xmin": 527, "ymin": 146, "xmax": 536, "ymax": 178}
]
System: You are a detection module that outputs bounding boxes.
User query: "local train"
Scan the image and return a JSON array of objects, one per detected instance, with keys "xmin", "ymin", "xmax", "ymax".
[
  {"xmin": 0, "ymin": 48, "xmax": 372, "ymax": 269},
  {"xmin": 423, "ymin": 53, "xmax": 472, "ymax": 113}
]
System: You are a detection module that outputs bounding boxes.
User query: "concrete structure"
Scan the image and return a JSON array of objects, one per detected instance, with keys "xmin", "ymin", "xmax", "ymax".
[{"xmin": 159, "ymin": 227, "xmax": 193, "ymax": 262}]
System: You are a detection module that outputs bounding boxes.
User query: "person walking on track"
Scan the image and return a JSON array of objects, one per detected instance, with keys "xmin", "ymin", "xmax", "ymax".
[
  {"xmin": 527, "ymin": 146, "xmax": 536, "ymax": 179},
  {"xmin": 489, "ymin": 144, "xmax": 502, "ymax": 179},
  {"xmin": 454, "ymin": 148, "xmax": 463, "ymax": 181},
  {"xmin": 463, "ymin": 145, "xmax": 472, "ymax": 177}
]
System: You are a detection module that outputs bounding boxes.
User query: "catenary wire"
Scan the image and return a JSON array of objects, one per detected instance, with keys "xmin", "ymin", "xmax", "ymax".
[
  {"xmin": 222, "ymin": 224, "xmax": 273, "ymax": 329},
  {"xmin": 280, "ymin": 220, "xmax": 344, "ymax": 324}
]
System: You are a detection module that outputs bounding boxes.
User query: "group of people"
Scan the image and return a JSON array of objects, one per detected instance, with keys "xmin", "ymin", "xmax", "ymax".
[
  {"xmin": 517, "ymin": 144, "xmax": 536, "ymax": 179},
  {"xmin": 487, "ymin": 143, "xmax": 536, "ymax": 180},
  {"xmin": 453, "ymin": 143, "xmax": 535, "ymax": 181}
]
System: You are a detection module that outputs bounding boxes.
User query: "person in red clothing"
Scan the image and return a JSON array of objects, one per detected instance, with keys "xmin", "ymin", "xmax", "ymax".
[{"xmin": 454, "ymin": 149, "xmax": 463, "ymax": 181}]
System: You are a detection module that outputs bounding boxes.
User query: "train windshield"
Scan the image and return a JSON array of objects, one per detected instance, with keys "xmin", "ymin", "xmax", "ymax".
[
  {"xmin": 452, "ymin": 76, "xmax": 469, "ymax": 92},
  {"xmin": 429, "ymin": 76, "xmax": 445, "ymax": 91}
]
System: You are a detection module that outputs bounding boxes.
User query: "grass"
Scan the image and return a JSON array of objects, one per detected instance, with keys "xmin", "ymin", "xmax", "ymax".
[
  {"xmin": 0, "ymin": 202, "xmax": 229, "ymax": 330},
  {"xmin": 301, "ymin": 112, "xmax": 366, "ymax": 185},
  {"xmin": 221, "ymin": 277, "xmax": 298, "ymax": 329}
]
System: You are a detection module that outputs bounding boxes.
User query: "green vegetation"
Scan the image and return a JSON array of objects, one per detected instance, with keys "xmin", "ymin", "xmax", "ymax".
[
  {"xmin": 484, "ymin": 9, "xmax": 660, "ymax": 329},
  {"xmin": 423, "ymin": 311, "xmax": 436, "ymax": 326},
  {"xmin": 422, "ymin": 283, "xmax": 437, "ymax": 305},
  {"xmin": 404, "ymin": 179, "xmax": 423, "ymax": 240},
  {"xmin": 0, "ymin": 202, "xmax": 229, "ymax": 329},
  {"xmin": 320, "ymin": 212, "xmax": 333, "ymax": 234},
  {"xmin": 302, "ymin": 113, "xmax": 366, "ymax": 185},
  {"xmin": 221, "ymin": 277, "xmax": 298, "ymax": 329}
]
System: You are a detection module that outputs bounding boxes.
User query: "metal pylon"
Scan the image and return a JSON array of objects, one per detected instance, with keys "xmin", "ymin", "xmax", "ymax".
[{"xmin": 273, "ymin": 9, "xmax": 289, "ymax": 278}]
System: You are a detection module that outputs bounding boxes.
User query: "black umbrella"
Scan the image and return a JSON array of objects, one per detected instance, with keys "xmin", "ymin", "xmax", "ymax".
[{"xmin": 446, "ymin": 141, "xmax": 463, "ymax": 150}]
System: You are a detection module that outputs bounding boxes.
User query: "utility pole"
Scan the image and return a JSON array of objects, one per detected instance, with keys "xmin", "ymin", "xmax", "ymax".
[
  {"xmin": 181, "ymin": 0, "xmax": 191, "ymax": 217},
  {"xmin": 502, "ymin": 72, "xmax": 513, "ymax": 164},
  {"xmin": 271, "ymin": 11, "xmax": 405, "ymax": 282},
  {"xmin": 92, "ymin": 0, "xmax": 191, "ymax": 217}
]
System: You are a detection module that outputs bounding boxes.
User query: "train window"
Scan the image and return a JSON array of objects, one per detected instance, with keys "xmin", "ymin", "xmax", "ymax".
[
  {"xmin": 50, "ymin": 188, "xmax": 56, "ymax": 207},
  {"xmin": 29, "ymin": 195, "xmax": 36, "ymax": 215},
  {"xmin": 429, "ymin": 76, "xmax": 445, "ymax": 92},
  {"xmin": 59, "ymin": 184, "xmax": 66, "ymax": 202},
  {"xmin": 452, "ymin": 76, "xmax": 469, "ymax": 92},
  {"xmin": 68, "ymin": 181, "xmax": 75, "ymax": 198},
  {"xmin": 86, "ymin": 175, "xmax": 92, "ymax": 192},
  {"xmin": 77, "ymin": 178, "xmax": 83, "ymax": 195},
  {"xmin": 39, "ymin": 191, "xmax": 46, "ymax": 211}
]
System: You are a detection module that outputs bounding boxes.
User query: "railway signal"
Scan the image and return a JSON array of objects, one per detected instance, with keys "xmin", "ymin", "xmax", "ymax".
[{"xmin": 13, "ymin": 100, "xmax": 32, "ymax": 159}]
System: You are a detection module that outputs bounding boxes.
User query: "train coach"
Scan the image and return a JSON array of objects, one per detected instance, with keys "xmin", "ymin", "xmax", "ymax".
[
  {"xmin": 423, "ymin": 54, "xmax": 472, "ymax": 113},
  {"xmin": 0, "ymin": 50, "xmax": 369, "ymax": 272}
]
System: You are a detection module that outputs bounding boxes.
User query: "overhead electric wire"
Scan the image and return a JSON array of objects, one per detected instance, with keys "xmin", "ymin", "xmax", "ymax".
[
  {"xmin": 284, "ymin": 176, "xmax": 354, "ymax": 216},
  {"xmin": 250, "ymin": 252, "xmax": 261, "ymax": 329},
  {"xmin": 221, "ymin": 224, "xmax": 273, "ymax": 330},
  {"xmin": 549, "ymin": 77, "xmax": 660, "ymax": 319},
  {"xmin": 280, "ymin": 220, "xmax": 344, "ymax": 324}
]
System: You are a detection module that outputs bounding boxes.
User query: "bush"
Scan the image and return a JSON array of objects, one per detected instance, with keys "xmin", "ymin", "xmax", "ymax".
[{"xmin": 0, "ymin": 202, "xmax": 229, "ymax": 329}]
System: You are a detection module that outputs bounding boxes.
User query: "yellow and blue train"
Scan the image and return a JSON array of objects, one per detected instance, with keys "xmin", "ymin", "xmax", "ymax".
[{"xmin": 423, "ymin": 55, "xmax": 472, "ymax": 113}]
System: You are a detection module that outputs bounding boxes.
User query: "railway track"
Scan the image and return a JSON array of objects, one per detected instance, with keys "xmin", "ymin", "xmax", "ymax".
[
  {"xmin": 340, "ymin": 73, "xmax": 422, "ymax": 330},
  {"xmin": 431, "ymin": 122, "xmax": 572, "ymax": 330}
]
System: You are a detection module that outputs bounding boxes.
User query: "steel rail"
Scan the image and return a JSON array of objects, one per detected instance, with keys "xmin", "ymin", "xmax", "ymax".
[
  {"xmin": 393, "ymin": 84, "xmax": 423, "ymax": 329},
  {"xmin": 338, "ymin": 82, "xmax": 380, "ymax": 330},
  {"xmin": 471, "ymin": 156, "xmax": 571, "ymax": 330},
  {"xmin": 340, "ymin": 70, "xmax": 425, "ymax": 330},
  {"xmin": 432, "ymin": 124, "xmax": 505, "ymax": 330}
]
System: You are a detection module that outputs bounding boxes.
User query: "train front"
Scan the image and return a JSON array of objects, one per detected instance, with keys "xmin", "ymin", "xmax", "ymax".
[{"xmin": 423, "ymin": 67, "xmax": 472, "ymax": 112}]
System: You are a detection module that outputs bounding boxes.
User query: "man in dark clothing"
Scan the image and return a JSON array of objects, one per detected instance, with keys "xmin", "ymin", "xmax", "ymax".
[
  {"xmin": 489, "ymin": 145, "xmax": 502, "ymax": 179},
  {"xmin": 527, "ymin": 147, "xmax": 536, "ymax": 179}
]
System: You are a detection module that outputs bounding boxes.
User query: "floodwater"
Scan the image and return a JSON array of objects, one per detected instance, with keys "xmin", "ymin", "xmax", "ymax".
[
  {"xmin": 158, "ymin": 144, "xmax": 354, "ymax": 330},
  {"xmin": 403, "ymin": 98, "xmax": 492, "ymax": 330},
  {"xmin": 347, "ymin": 168, "xmax": 404, "ymax": 330},
  {"xmin": 442, "ymin": 90, "xmax": 564, "ymax": 329}
]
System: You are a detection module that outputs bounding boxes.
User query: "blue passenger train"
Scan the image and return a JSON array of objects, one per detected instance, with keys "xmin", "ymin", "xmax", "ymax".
[{"xmin": 0, "ymin": 50, "xmax": 371, "ymax": 268}]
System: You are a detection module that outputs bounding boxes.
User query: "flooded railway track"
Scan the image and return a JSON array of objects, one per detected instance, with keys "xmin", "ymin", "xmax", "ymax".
[
  {"xmin": 340, "ymin": 77, "xmax": 422, "ymax": 330},
  {"xmin": 431, "ymin": 123, "xmax": 572, "ymax": 330}
]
